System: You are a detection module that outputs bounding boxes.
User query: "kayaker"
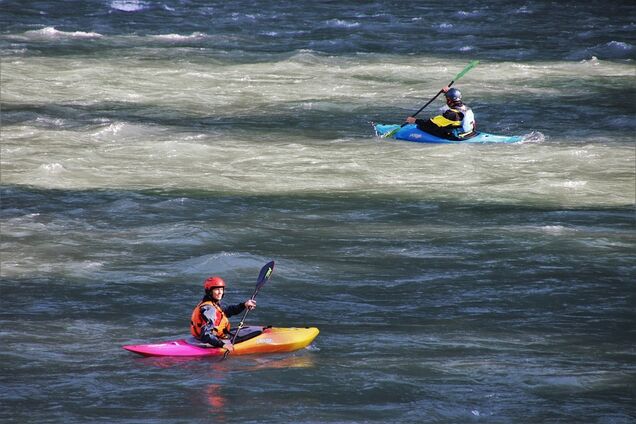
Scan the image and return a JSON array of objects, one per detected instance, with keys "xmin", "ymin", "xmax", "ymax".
[
  {"xmin": 405, "ymin": 87, "xmax": 476, "ymax": 140},
  {"xmin": 190, "ymin": 276, "xmax": 256, "ymax": 351}
]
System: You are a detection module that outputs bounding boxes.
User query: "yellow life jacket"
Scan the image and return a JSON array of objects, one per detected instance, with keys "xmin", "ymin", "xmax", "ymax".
[
  {"xmin": 190, "ymin": 300, "xmax": 230, "ymax": 338},
  {"xmin": 429, "ymin": 108, "xmax": 463, "ymax": 128}
]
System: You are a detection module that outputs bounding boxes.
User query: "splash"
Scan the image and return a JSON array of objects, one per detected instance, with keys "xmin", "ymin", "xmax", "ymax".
[{"xmin": 522, "ymin": 131, "xmax": 546, "ymax": 143}]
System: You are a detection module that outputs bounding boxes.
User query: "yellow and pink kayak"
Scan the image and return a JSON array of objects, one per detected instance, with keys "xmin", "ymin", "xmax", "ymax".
[{"xmin": 123, "ymin": 325, "xmax": 319, "ymax": 357}]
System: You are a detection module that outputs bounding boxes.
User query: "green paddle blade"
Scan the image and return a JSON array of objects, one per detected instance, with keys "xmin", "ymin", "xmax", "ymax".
[
  {"xmin": 382, "ymin": 127, "xmax": 400, "ymax": 138},
  {"xmin": 453, "ymin": 60, "xmax": 479, "ymax": 82}
]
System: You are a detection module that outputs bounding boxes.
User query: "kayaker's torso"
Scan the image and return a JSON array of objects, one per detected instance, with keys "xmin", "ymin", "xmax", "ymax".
[{"xmin": 190, "ymin": 297, "xmax": 246, "ymax": 346}]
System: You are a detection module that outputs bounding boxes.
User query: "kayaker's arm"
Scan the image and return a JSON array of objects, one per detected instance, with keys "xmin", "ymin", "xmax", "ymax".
[
  {"xmin": 199, "ymin": 323, "xmax": 227, "ymax": 347},
  {"xmin": 223, "ymin": 300, "xmax": 256, "ymax": 318},
  {"xmin": 405, "ymin": 116, "xmax": 427, "ymax": 126}
]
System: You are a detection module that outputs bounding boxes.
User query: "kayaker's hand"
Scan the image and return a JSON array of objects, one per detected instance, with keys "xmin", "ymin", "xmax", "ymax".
[
  {"xmin": 442, "ymin": 86, "xmax": 450, "ymax": 93},
  {"xmin": 223, "ymin": 340, "xmax": 234, "ymax": 352},
  {"xmin": 244, "ymin": 299, "xmax": 256, "ymax": 310},
  {"xmin": 405, "ymin": 116, "xmax": 416, "ymax": 124}
]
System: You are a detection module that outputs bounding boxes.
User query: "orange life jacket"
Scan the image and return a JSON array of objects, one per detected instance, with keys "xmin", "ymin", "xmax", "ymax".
[{"xmin": 190, "ymin": 300, "xmax": 231, "ymax": 339}]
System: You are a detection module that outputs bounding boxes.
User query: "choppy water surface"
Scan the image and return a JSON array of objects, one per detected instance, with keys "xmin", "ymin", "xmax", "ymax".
[{"xmin": 1, "ymin": 1, "xmax": 635, "ymax": 423}]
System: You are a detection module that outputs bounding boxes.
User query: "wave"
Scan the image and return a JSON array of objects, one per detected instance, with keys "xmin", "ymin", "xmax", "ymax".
[
  {"xmin": 455, "ymin": 10, "xmax": 483, "ymax": 18},
  {"xmin": 23, "ymin": 27, "xmax": 103, "ymax": 39},
  {"xmin": 150, "ymin": 33, "xmax": 208, "ymax": 42},
  {"xmin": 324, "ymin": 19, "xmax": 361, "ymax": 29},
  {"xmin": 110, "ymin": 0, "xmax": 148, "ymax": 12},
  {"xmin": 567, "ymin": 41, "xmax": 635, "ymax": 61}
]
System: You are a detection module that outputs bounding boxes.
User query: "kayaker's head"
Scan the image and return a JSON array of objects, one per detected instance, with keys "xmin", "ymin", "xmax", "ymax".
[
  {"xmin": 445, "ymin": 88, "xmax": 463, "ymax": 107},
  {"xmin": 204, "ymin": 276, "xmax": 226, "ymax": 302}
]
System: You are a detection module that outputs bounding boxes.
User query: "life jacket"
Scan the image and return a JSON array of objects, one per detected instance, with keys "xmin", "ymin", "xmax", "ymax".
[
  {"xmin": 430, "ymin": 105, "xmax": 475, "ymax": 139},
  {"xmin": 430, "ymin": 107, "xmax": 464, "ymax": 128},
  {"xmin": 190, "ymin": 300, "xmax": 231, "ymax": 339}
]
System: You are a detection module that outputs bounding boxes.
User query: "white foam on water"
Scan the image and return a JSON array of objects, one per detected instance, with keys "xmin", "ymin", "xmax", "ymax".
[
  {"xmin": 38, "ymin": 163, "xmax": 67, "ymax": 174},
  {"xmin": 1, "ymin": 53, "xmax": 634, "ymax": 207},
  {"xmin": 110, "ymin": 0, "xmax": 148, "ymax": 12},
  {"xmin": 151, "ymin": 33, "xmax": 208, "ymax": 42},
  {"xmin": 25, "ymin": 27, "xmax": 103, "ymax": 39},
  {"xmin": 325, "ymin": 19, "xmax": 361, "ymax": 28}
]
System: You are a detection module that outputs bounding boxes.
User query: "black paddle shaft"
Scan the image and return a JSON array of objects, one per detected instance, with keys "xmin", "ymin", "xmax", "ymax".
[
  {"xmin": 411, "ymin": 80, "xmax": 456, "ymax": 118},
  {"xmin": 222, "ymin": 261, "xmax": 274, "ymax": 359},
  {"xmin": 408, "ymin": 60, "xmax": 479, "ymax": 120}
]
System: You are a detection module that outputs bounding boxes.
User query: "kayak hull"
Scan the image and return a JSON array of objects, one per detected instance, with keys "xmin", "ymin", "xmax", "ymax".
[
  {"xmin": 374, "ymin": 123, "xmax": 523, "ymax": 144},
  {"xmin": 122, "ymin": 326, "xmax": 319, "ymax": 357}
]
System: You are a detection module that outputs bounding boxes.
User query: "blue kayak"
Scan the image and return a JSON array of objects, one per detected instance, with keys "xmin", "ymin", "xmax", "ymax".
[{"xmin": 373, "ymin": 123, "xmax": 523, "ymax": 144}]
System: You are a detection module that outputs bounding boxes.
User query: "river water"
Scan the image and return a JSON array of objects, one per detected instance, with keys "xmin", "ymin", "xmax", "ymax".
[{"xmin": 1, "ymin": 1, "xmax": 635, "ymax": 423}]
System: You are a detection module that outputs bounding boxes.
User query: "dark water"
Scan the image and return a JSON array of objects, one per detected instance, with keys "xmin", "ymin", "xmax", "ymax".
[
  {"xmin": 1, "ymin": 1, "xmax": 635, "ymax": 423},
  {"xmin": 2, "ymin": 1, "xmax": 635, "ymax": 61}
]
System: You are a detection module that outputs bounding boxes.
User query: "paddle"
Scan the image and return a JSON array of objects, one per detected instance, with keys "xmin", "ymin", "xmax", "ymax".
[
  {"xmin": 382, "ymin": 60, "xmax": 480, "ymax": 138},
  {"xmin": 222, "ymin": 260, "xmax": 275, "ymax": 359}
]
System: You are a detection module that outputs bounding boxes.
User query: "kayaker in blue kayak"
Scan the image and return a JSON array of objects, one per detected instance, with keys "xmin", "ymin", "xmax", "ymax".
[
  {"xmin": 190, "ymin": 276, "xmax": 257, "ymax": 351},
  {"xmin": 405, "ymin": 87, "xmax": 476, "ymax": 140}
]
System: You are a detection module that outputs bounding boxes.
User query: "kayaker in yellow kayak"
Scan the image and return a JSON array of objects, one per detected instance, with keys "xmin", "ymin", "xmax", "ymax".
[
  {"xmin": 190, "ymin": 276, "xmax": 256, "ymax": 352},
  {"xmin": 405, "ymin": 87, "xmax": 476, "ymax": 140}
]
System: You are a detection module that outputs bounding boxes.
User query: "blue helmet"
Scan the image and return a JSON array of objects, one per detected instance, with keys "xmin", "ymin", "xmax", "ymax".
[{"xmin": 445, "ymin": 88, "xmax": 462, "ymax": 102}]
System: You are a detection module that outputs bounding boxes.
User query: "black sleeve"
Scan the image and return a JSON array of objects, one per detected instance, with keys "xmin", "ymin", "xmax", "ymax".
[
  {"xmin": 199, "ymin": 323, "xmax": 226, "ymax": 347},
  {"xmin": 222, "ymin": 302, "xmax": 246, "ymax": 318}
]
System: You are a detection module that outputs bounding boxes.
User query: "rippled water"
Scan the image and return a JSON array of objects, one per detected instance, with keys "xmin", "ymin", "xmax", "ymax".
[{"xmin": 1, "ymin": 1, "xmax": 635, "ymax": 423}]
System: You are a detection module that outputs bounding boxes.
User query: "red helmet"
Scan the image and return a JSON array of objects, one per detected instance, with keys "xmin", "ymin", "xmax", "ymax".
[{"xmin": 203, "ymin": 276, "xmax": 226, "ymax": 291}]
